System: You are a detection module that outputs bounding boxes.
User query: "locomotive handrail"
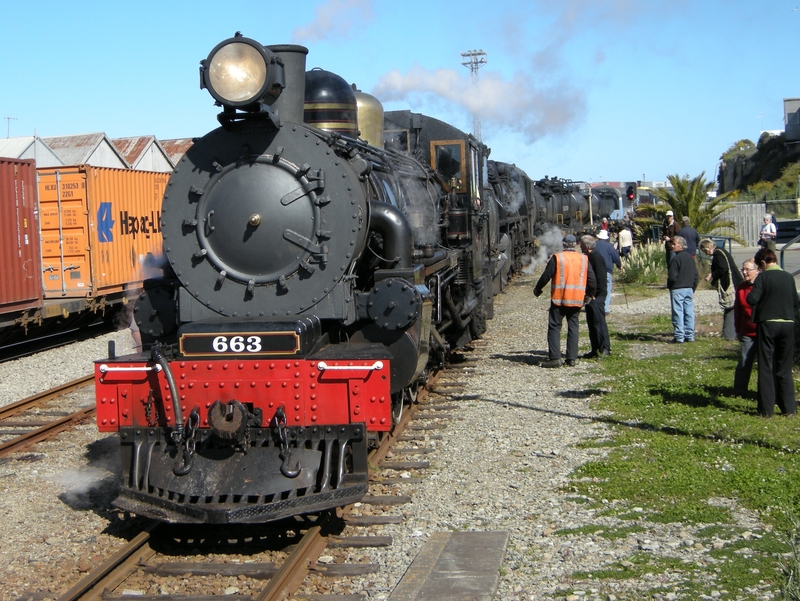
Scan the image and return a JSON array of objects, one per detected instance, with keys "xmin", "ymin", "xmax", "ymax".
[
  {"xmin": 316, "ymin": 361, "xmax": 384, "ymax": 371},
  {"xmin": 98, "ymin": 364, "xmax": 163, "ymax": 373}
]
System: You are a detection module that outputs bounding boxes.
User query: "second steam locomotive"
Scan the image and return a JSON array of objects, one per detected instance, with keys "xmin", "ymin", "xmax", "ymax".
[{"xmin": 94, "ymin": 34, "xmax": 628, "ymax": 524}]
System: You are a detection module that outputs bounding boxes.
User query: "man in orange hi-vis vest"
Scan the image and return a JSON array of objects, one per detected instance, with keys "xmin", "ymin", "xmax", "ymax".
[{"xmin": 534, "ymin": 234, "xmax": 597, "ymax": 368}]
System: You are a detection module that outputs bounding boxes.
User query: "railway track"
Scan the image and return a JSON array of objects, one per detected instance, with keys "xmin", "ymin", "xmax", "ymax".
[
  {"xmin": 0, "ymin": 374, "xmax": 95, "ymax": 459},
  {"xmin": 21, "ymin": 358, "xmax": 479, "ymax": 601}
]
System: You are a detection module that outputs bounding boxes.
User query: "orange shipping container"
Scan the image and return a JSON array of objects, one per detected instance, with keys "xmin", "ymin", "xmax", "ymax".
[{"xmin": 36, "ymin": 166, "xmax": 167, "ymax": 300}]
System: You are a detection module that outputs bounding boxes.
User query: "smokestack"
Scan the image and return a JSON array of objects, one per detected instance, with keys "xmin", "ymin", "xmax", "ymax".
[{"xmin": 266, "ymin": 44, "xmax": 308, "ymax": 125}]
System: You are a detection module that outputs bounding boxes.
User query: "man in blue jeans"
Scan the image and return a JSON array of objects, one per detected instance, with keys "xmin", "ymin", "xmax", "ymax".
[{"xmin": 666, "ymin": 236, "xmax": 698, "ymax": 343}]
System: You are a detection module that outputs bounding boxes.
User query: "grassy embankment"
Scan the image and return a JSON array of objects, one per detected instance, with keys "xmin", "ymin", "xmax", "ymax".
[{"xmin": 558, "ymin": 279, "xmax": 800, "ymax": 599}]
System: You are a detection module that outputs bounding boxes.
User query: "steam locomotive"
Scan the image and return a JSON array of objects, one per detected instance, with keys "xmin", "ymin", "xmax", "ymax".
[{"xmin": 94, "ymin": 34, "xmax": 628, "ymax": 524}]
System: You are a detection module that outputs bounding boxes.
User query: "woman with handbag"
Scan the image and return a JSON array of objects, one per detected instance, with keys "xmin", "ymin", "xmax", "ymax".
[{"xmin": 700, "ymin": 239, "xmax": 743, "ymax": 341}]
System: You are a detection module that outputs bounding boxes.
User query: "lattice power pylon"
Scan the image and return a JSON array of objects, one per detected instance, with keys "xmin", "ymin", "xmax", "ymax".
[{"xmin": 460, "ymin": 50, "xmax": 487, "ymax": 141}]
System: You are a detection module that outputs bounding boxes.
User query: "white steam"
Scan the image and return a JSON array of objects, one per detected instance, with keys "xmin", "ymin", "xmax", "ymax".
[
  {"xmin": 373, "ymin": 65, "xmax": 583, "ymax": 142},
  {"xmin": 291, "ymin": 0, "xmax": 375, "ymax": 43},
  {"xmin": 522, "ymin": 223, "xmax": 567, "ymax": 275}
]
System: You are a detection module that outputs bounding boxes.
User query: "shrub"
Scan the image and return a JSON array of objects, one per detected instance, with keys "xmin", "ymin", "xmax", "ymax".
[{"xmin": 621, "ymin": 242, "xmax": 667, "ymax": 284}]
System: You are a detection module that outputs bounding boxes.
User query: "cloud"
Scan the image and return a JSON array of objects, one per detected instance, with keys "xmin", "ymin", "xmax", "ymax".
[
  {"xmin": 372, "ymin": 64, "xmax": 584, "ymax": 142},
  {"xmin": 291, "ymin": 0, "xmax": 375, "ymax": 43}
]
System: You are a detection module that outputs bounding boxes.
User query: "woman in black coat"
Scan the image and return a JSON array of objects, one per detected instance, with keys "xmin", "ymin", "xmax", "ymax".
[
  {"xmin": 746, "ymin": 248, "xmax": 798, "ymax": 418},
  {"xmin": 700, "ymin": 239, "xmax": 742, "ymax": 341}
]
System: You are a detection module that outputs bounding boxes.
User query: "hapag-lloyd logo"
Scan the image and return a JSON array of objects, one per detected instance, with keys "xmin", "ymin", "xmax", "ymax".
[{"xmin": 96, "ymin": 202, "xmax": 162, "ymax": 242}]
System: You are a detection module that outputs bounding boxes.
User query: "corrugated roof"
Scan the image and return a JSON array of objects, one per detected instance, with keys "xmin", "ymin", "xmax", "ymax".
[
  {"xmin": 111, "ymin": 136, "xmax": 155, "ymax": 165},
  {"xmin": 160, "ymin": 138, "xmax": 194, "ymax": 164},
  {"xmin": 43, "ymin": 132, "xmax": 129, "ymax": 168},
  {"xmin": 0, "ymin": 136, "xmax": 36, "ymax": 158},
  {"xmin": 0, "ymin": 136, "xmax": 65, "ymax": 167},
  {"xmin": 111, "ymin": 136, "xmax": 174, "ymax": 171}
]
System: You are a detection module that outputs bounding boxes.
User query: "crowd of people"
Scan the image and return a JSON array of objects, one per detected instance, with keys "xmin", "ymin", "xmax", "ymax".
[{"xmin": 532, "ymin": 210, "xmax": 797, "ymax": 418}]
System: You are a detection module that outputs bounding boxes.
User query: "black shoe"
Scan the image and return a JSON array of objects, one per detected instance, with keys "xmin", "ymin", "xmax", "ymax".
[
  {"xmin": 540, "ymin": 359, "xmax": 564, "ymax": 368},
  {"xmin": 600, "ymin": 349, "xmax": 611, "ymax": 357},
  {"xmin": 581, "ymin": 352, "xmax": 599, "ymax": 359},
  {"xmin": 565, "ymin": 359, "xmax": 577, "ymax": 367},
  {"xmin": 671, "ymin": 339, "xmax": 684, "ymax": 344}
]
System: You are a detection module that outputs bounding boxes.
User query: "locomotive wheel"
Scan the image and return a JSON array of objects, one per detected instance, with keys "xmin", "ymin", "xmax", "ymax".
[
  {"xmin": 469, "ymin": 307, "xmax": 488, "ymax": 338},
  {"xmin": 391, "ymin": 384, "xmax": 419, "ymax": 425},
  {"xmin": 391, "ymin": 391, "xmax": 404, "ymax": 425}
]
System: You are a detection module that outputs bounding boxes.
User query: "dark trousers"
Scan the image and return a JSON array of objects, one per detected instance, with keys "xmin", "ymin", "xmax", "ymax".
[
  {"xmin": 756, "ymin": 321, "xmax": 797, "ymax": 417},
  {"xmin": 585, "ymin": 295, "xmax": 610, "ymax": 354},
  {"xmin": 547, "ymin": 304, "xmax": 581, "ymax": 361},
  {"xmin": 722, "ymin": 308, "xmax": 736, "ymax": 341}
]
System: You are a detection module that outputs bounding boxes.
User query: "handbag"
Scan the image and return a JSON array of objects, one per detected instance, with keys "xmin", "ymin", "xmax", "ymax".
[
  {"xmin": 718, "ymin": 285, "xmax": 735, "ymax": 309},
  {"xmin": 717, "ymin": 251, "xmax": 735, "ymax": 309}
]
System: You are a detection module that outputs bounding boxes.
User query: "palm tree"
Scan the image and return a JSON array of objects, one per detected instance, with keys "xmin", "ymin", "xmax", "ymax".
[{"xmin": 652, "ymin": 172, "xmax": 739, "ymax": 239}]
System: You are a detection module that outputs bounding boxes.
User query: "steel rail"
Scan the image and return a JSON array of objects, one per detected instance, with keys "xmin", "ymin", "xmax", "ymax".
[
  {"xmin": 56, "ymin": 525, "xmax": 159, "ymax": 601},
  {"xmin": 253, "ymin": 379, "xmax": 430, "ymax": 600},
  {"xmin": 255, "ymin": 523, "xmax": 328, "ymax": 601},
  {"xmin": 0, "ymin": 374, "xmax": 94, "ymax": 420},
  {"xmin": 0, "ymin": 405, "xmax": 96, "ymax": 458}
]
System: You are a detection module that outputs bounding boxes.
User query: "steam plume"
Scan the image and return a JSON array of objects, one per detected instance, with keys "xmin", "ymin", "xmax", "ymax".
[
  {"xmin": 291, "ymin": 0, "xmax": 375, "ymax": 43},
  {"xmin": 522, "ymin": 223, "xmax": 567, "ymax": 274},
  {"xmin": 373, "ymin": 64, "xmax": 583, "ymax": 142}
]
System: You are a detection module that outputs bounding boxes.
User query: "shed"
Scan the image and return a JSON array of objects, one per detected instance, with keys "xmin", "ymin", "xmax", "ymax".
[
  {"xmin": 0, "ymin": 136, "xmax": 64, "ymax": 167},
  {"xmin": 111, "ymin": 136, "xmax": 173, "ymax": 172},
  {"xmin": 43, "ymin": 133, "xmax": 129, "ymax": 169},
  {"xmin": 160, "ymin": 138, "xmax": 194, "ymax": 165},
  {"xmin": 784, "ymin": 98, "xmax": 800, "ymax": 142}
]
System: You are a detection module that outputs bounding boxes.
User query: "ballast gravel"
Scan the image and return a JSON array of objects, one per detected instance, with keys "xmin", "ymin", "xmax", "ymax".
[{"xmin": 0, "ymin": 276, "xmax": 775, "ymax": 601}]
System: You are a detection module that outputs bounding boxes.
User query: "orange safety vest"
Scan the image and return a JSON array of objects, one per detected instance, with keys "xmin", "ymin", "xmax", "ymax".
[{"xmin": 551, "ymin": 251, "xmax": 588, "ymax": 307}]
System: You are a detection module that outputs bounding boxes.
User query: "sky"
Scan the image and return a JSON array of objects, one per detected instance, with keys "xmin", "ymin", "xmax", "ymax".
[{"xmin": 2, "ymin": 0, "xmax": 797, "ymax": 186}]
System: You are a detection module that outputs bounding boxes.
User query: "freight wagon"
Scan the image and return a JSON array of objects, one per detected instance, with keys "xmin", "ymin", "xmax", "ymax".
[{"xmin": 0, "ymin": 161, "xmax": 167, "ymax": 346}]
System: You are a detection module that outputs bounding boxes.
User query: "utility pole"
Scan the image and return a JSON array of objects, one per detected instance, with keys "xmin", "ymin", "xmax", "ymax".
[
  {"xmin": 4, "ymin": 116, "xmax": 17, "ymax": 138},
  {"xmin": 460, "ymin": 50, "xmax": 487, "ymax": 141}
]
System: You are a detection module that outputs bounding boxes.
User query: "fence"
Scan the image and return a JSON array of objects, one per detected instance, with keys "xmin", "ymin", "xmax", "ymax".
[{"xmin": 715, "ymin": 202, "xmax": 765, "ymax": 247}]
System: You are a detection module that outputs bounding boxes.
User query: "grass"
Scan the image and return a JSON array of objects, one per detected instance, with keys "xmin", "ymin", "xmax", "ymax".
[{"xmin": 556, "ymin": 308, "xmax": 800, "ymax": 599}]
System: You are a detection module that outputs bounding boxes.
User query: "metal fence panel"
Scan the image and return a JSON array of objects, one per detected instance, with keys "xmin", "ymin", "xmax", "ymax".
[{"xmin": 714, "ymin": 203, "xmax": 765, "ymax": 247}]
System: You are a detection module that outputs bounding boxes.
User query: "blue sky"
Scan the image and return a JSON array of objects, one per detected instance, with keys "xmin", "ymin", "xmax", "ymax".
[{"xmin": 2, "ymin": 0, "xmax": 797, "ymax": 185}]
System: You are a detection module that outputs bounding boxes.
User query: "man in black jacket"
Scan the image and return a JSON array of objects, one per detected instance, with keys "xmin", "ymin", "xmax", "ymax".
[
  {"xmin": 746, "ymin": 248, "xmax": 798, "ymax": 417},
  {"xmin": 678, "ymin": 216, "xmax": 700, "ymax": 258},
  {"xmin": 580, "ymin": 235, "xmax": 611, "ymax": 358},
  {"xmin": 666, "ymin": 236, "xmax": 699, "ymax": 343}
]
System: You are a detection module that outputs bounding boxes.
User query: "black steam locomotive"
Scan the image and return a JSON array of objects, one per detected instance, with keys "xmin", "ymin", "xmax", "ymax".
[{"xmin": 94, "ymin": 34, "xmax": 627, "ymax": 524}]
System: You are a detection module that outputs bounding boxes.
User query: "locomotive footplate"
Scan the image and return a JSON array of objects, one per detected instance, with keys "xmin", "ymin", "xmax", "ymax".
[{"xmin": 114, "ymin": 423, "xmax": 368, "ymax": 524}]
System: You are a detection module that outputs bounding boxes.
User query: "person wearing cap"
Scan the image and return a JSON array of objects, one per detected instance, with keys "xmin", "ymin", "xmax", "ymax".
[
  {"xmin": 678, "ymin": 216, "xmax": 700, "ymax": 258},
  {"xmin": 667, "ymin": 236, "xmax": 699, "ymax": 343},
  {"xmin": 580, "ymin": 235, "xmax": 611, "ymax": 358},
  {"xmin": 663, "ymin": 210, "xmax": 681, "ymax": 265},
  {"xmin": 594, "ymin": 228, "xmax": 621, "ymax": 313},
  {"xmin": 534, "ymin": 234, "xmax": 597, "ymax": 368}
]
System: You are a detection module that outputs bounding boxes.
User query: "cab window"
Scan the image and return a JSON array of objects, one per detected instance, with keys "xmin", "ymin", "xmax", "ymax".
[{"xmin": 430, "ymin": 140, "xmax": 466, "ymax": 193}]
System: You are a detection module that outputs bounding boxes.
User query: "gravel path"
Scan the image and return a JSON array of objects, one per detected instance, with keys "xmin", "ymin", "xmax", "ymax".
[{"xmin": 0, "ymin": 276, "xmax": 770, "ymax": 600}]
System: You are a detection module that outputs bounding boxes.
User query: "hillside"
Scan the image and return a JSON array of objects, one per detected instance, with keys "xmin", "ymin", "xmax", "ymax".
[{"xmin": 718, "ymin": 133, "xmax": 800, "ymax": 198}]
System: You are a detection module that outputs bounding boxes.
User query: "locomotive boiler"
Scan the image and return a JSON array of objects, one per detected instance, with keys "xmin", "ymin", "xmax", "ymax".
[{"xmin": 94, "ymin": 34, "xmax": 497, "ymax": 524}]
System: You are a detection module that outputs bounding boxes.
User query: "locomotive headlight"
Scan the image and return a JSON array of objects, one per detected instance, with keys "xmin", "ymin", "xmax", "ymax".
[{"xmin": 201, "ymin": 35, "xmax": 284, "ymax": 109}]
